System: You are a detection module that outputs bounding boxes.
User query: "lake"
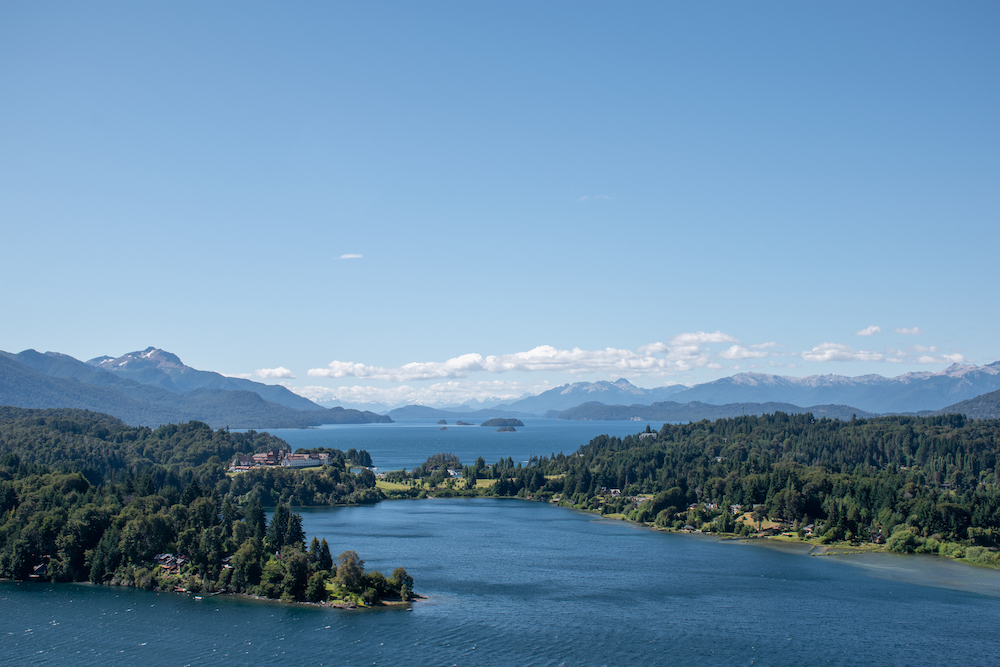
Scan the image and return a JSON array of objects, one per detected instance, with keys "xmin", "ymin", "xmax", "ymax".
[
  {"xmin": 4, "ymin": 498, "xmax": 1000, "ymax": 666},
  {"xmin": 264, "ymin": 417, "xmax": 666, "ymax": 471},
  {"xmin": 5, "ymin": 419, "xmax": 1000, "ymax": 666}
]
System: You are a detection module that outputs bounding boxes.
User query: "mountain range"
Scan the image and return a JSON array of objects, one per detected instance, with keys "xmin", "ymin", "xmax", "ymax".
[
  {"xmin": 0, "ymin": 348, "xmax": 391, "ymax": 429},
  {"xmin": 486, "ymin": 364, "xmax": 1000, "ymax": 417},
  {"xmin": 663, "ymin": 363, "xmax": 1000, "ymax": 413},
  {"xmin": 553, "ymin": 401, "xmax": 878, "ymax": 422},
  {"xmin": 503, "ymin": 379, "xmax": 687, "ymax": 415}
]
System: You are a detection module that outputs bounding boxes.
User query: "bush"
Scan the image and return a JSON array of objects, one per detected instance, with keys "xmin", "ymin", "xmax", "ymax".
[
  {"xmin": 964, "ymin": 546, "xmax": 998, "ymax": 565},
  {"xmin": 886, "ymin": 527, "xmax": 919, "ymax": 553}
]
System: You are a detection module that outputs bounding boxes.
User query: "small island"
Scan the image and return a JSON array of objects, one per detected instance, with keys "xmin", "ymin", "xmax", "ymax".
[
  {"xmin": 437, "ymin": 419, "xmax": 447, "ymax": 425},
  {"xmin": 495, "ymin": 426, "xmax": 516, "ymax": 432},
  {"xmin": 440, "ymin": 427, "xmax": 449, "ymax": 431},
  {"xmin": 455, "ymin": 420, "xmax": 473, "ymax": 426},
  {"xmin": 480, "ymin": 418, "xmax": 524, "ymax": 427}
]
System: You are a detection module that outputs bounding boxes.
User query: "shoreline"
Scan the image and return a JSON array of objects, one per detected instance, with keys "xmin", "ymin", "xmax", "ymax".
[
  {"xmin": 2, "ymin": 579, "xmax": 422, "ymax": 611},
  {"xmin": 333, "ymin": 491, "xmax": 1000, "ymax": 574}
]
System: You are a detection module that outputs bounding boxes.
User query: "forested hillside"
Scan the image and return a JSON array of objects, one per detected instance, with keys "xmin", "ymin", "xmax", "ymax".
[
  {"xmin": 0, "ymin": 407, "xmax": 405, "ymax": 604},
  {"xmin": 447, "ymin": 413, "xmax": 1000, "ymax": 561},
  {"xmin": 935, "ymin": 389, "xmax": 1000, "ymax": 420},
  {"xmin": 555, "ymin": 400, "xmax": 875, "ymax": 421},
  {"xmin": 0, "ymin": 353, "xmax": 391, "ymax": 429}
]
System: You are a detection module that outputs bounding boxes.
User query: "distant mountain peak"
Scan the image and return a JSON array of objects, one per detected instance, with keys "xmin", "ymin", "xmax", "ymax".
[{"xmin": 88, "ymin": 347, "xmax": 185, "ymax": 372}]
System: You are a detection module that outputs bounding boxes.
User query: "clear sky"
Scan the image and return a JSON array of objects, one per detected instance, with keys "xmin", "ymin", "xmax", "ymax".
[{"xmin": 1, "ymin": 2, "xmax": 997, "ymax": 407}]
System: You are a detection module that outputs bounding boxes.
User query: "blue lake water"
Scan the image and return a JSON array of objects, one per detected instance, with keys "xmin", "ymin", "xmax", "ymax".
[
  {"xmin": 266, "ymin": 417, "xmax": 663, "ymax": 471},
  {"xmin": 5, "ymin": 421, "xmax": 1000, "ymax": 666},
  {"xmin": 4, "ymin": 499, "xmax": 1000, "ymax": 666}
]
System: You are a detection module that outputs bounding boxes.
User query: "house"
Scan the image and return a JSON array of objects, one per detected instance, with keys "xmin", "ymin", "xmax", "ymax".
[
  {"xmin": 230, "ymin": 454, "xmax": 255, "ymax": 471},
  {"xmin": 282, "ymin": 453, "xmax": 322, "ymax": 469},
  {"xmin": 730, "ymin": 504, "xmax": 742, "ymax": 515},
  {"xmin": 639, "ymin": 432, "xmax": 656, "ymax": 440}
]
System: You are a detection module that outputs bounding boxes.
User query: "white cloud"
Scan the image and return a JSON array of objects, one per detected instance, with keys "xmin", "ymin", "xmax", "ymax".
[
  {"xmin": 719, "ymin": 345, "xmax": 769, "ymax": 360},
  {"xmin": 854, "ymin": 325, "xmax": 882, "ymax": 336},
  {"xmin": 308, "ymin": 332, "xmax": 741, "ymax": 381},
  {"xmin": 223, "ymin": 372, "xmax": 253, "ymax": 379},
  {"xmin": 256, "ymin": 366, "xmax": 296, "ymax": 379},
  {"xmin": 894, "ymin": 327, "xmax": 923, "ymax": 335},
  {"xmin": 340, "ymin": 253, "xmax": 362, "ymax": 259},
  {"xmin": 750, "ymin": 342, "xmax": 781, "ymax": 349},
  {"xmin": 885, "ymin": 345, "xmax": 964, "ymax": 365},
  {"xmin": 801, "ymin": 343, "xmax": 884, "ymax": 362},
  {"xmin": 291, "ymin": 380, "xmax": 554, "ymax": 407}
]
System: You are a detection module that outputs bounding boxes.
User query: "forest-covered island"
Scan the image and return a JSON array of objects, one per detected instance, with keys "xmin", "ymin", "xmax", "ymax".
[{"xmin": 0, "ymin": 407, "xmax": 413, "ymax": 606}]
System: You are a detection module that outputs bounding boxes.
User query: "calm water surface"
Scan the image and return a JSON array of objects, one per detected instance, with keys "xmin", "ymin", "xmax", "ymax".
[
  {"xmin": 4, "ymin": 498, "xmax": 1000, "ymax": 666},
  {"xmin": 266, "ymin": 418, "xmax": 664, "ymax": 471}
]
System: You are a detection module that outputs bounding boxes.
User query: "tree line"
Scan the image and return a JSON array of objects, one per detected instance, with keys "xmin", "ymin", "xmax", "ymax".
[{"xmin": 387, "ymin": 413, "xmax": 1000, "ymax": 562}]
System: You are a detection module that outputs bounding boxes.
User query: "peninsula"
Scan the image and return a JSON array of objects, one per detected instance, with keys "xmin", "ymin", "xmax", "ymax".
[{"xmin": 0, "ymin": 407, "xmax": 413, "ymax": 606}]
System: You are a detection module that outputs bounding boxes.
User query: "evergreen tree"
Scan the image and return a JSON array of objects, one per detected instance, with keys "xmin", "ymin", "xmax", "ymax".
[
  {"xmin": 244, "ymin": 496, "xmax": 266, "ymax": 540},
  {"xmin": 317, "ymin": 538, "xmax": 334, "ymax": 571},
  {"xmin": 284, "ymin": 513, "xmax": 306, "ymax": 547},
  {"xmin": 265, "ymin": 504, "xmax": 290, "ymax": 551}
]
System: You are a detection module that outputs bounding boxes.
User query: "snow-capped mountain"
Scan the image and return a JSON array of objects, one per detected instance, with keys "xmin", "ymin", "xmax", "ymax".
[{"xmin": 667, "ymin": 362, "xmax": 1000, "ymax": 413}]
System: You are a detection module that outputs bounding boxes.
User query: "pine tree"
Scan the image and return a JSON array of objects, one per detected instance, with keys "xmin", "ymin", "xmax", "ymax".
[{"xmin": 317, "ymin": 538, "xmax": 334, "ymax": 571}]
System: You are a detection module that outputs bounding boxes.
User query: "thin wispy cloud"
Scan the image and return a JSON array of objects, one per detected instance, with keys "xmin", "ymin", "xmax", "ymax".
[
  {"xmin": 886, "ymin": 345, "xmax": 963, "ymax": 365},
  {"xmin": 802, "ymin": 343, "xmax": 884, "ymax": 362},
  {"xmin": 854, "ymin": 325, "xmax": 882, "ymax": 336},
  {"xmin": 307, "ymin": 332, "xmax": 742, "ymax": 382},
  {"xmin": 719, "ymin": 345, "xmax": 769, "ymax": 360},
  {"xmin": 340, "ymin": 253, "xmax": 362, "ymax": 259},
  {"xmin": 894, "ymin": 327, "xmax": 923, "ymax": 335},
  {"xmin": 255, "ymin": 366, "xmax": 296, "ymax": 379}
]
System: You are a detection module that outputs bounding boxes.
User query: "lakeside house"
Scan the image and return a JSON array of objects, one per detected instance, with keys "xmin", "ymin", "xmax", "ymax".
[
  {"xmin": 230, "ymin": 446, "xmax": 338, "ymax": 472},
  {"xmin": 282, "ymin": 452, "xmax": 330, "ymax": 469},
  {"xmin": 153, "ymin": 553, "xmax": 188, "ymax": 573}
]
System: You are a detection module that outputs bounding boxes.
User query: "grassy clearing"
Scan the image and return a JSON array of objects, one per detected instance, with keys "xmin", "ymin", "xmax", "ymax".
[
  {"xmin": 376, "ymin": 480, "xmax": 412, "ymax": 491},
  {"xmin": 735, "ymin": 512, "xmax": 781, "ymax": 530}
]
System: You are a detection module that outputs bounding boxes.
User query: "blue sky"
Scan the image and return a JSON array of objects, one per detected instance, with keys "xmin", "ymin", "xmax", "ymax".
[{"xmin": 1, "ymin": 2, "xmax": 997, "ymax": 407}]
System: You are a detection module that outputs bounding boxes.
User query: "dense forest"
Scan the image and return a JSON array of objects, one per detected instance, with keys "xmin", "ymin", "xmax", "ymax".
[
  {"xmin": 0, "ymin": 407, "xmax": 411, "ymax": 605},
  {"xmin": 391, "ymin": 413, "xmax": 1000, "ymax": 564}
]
